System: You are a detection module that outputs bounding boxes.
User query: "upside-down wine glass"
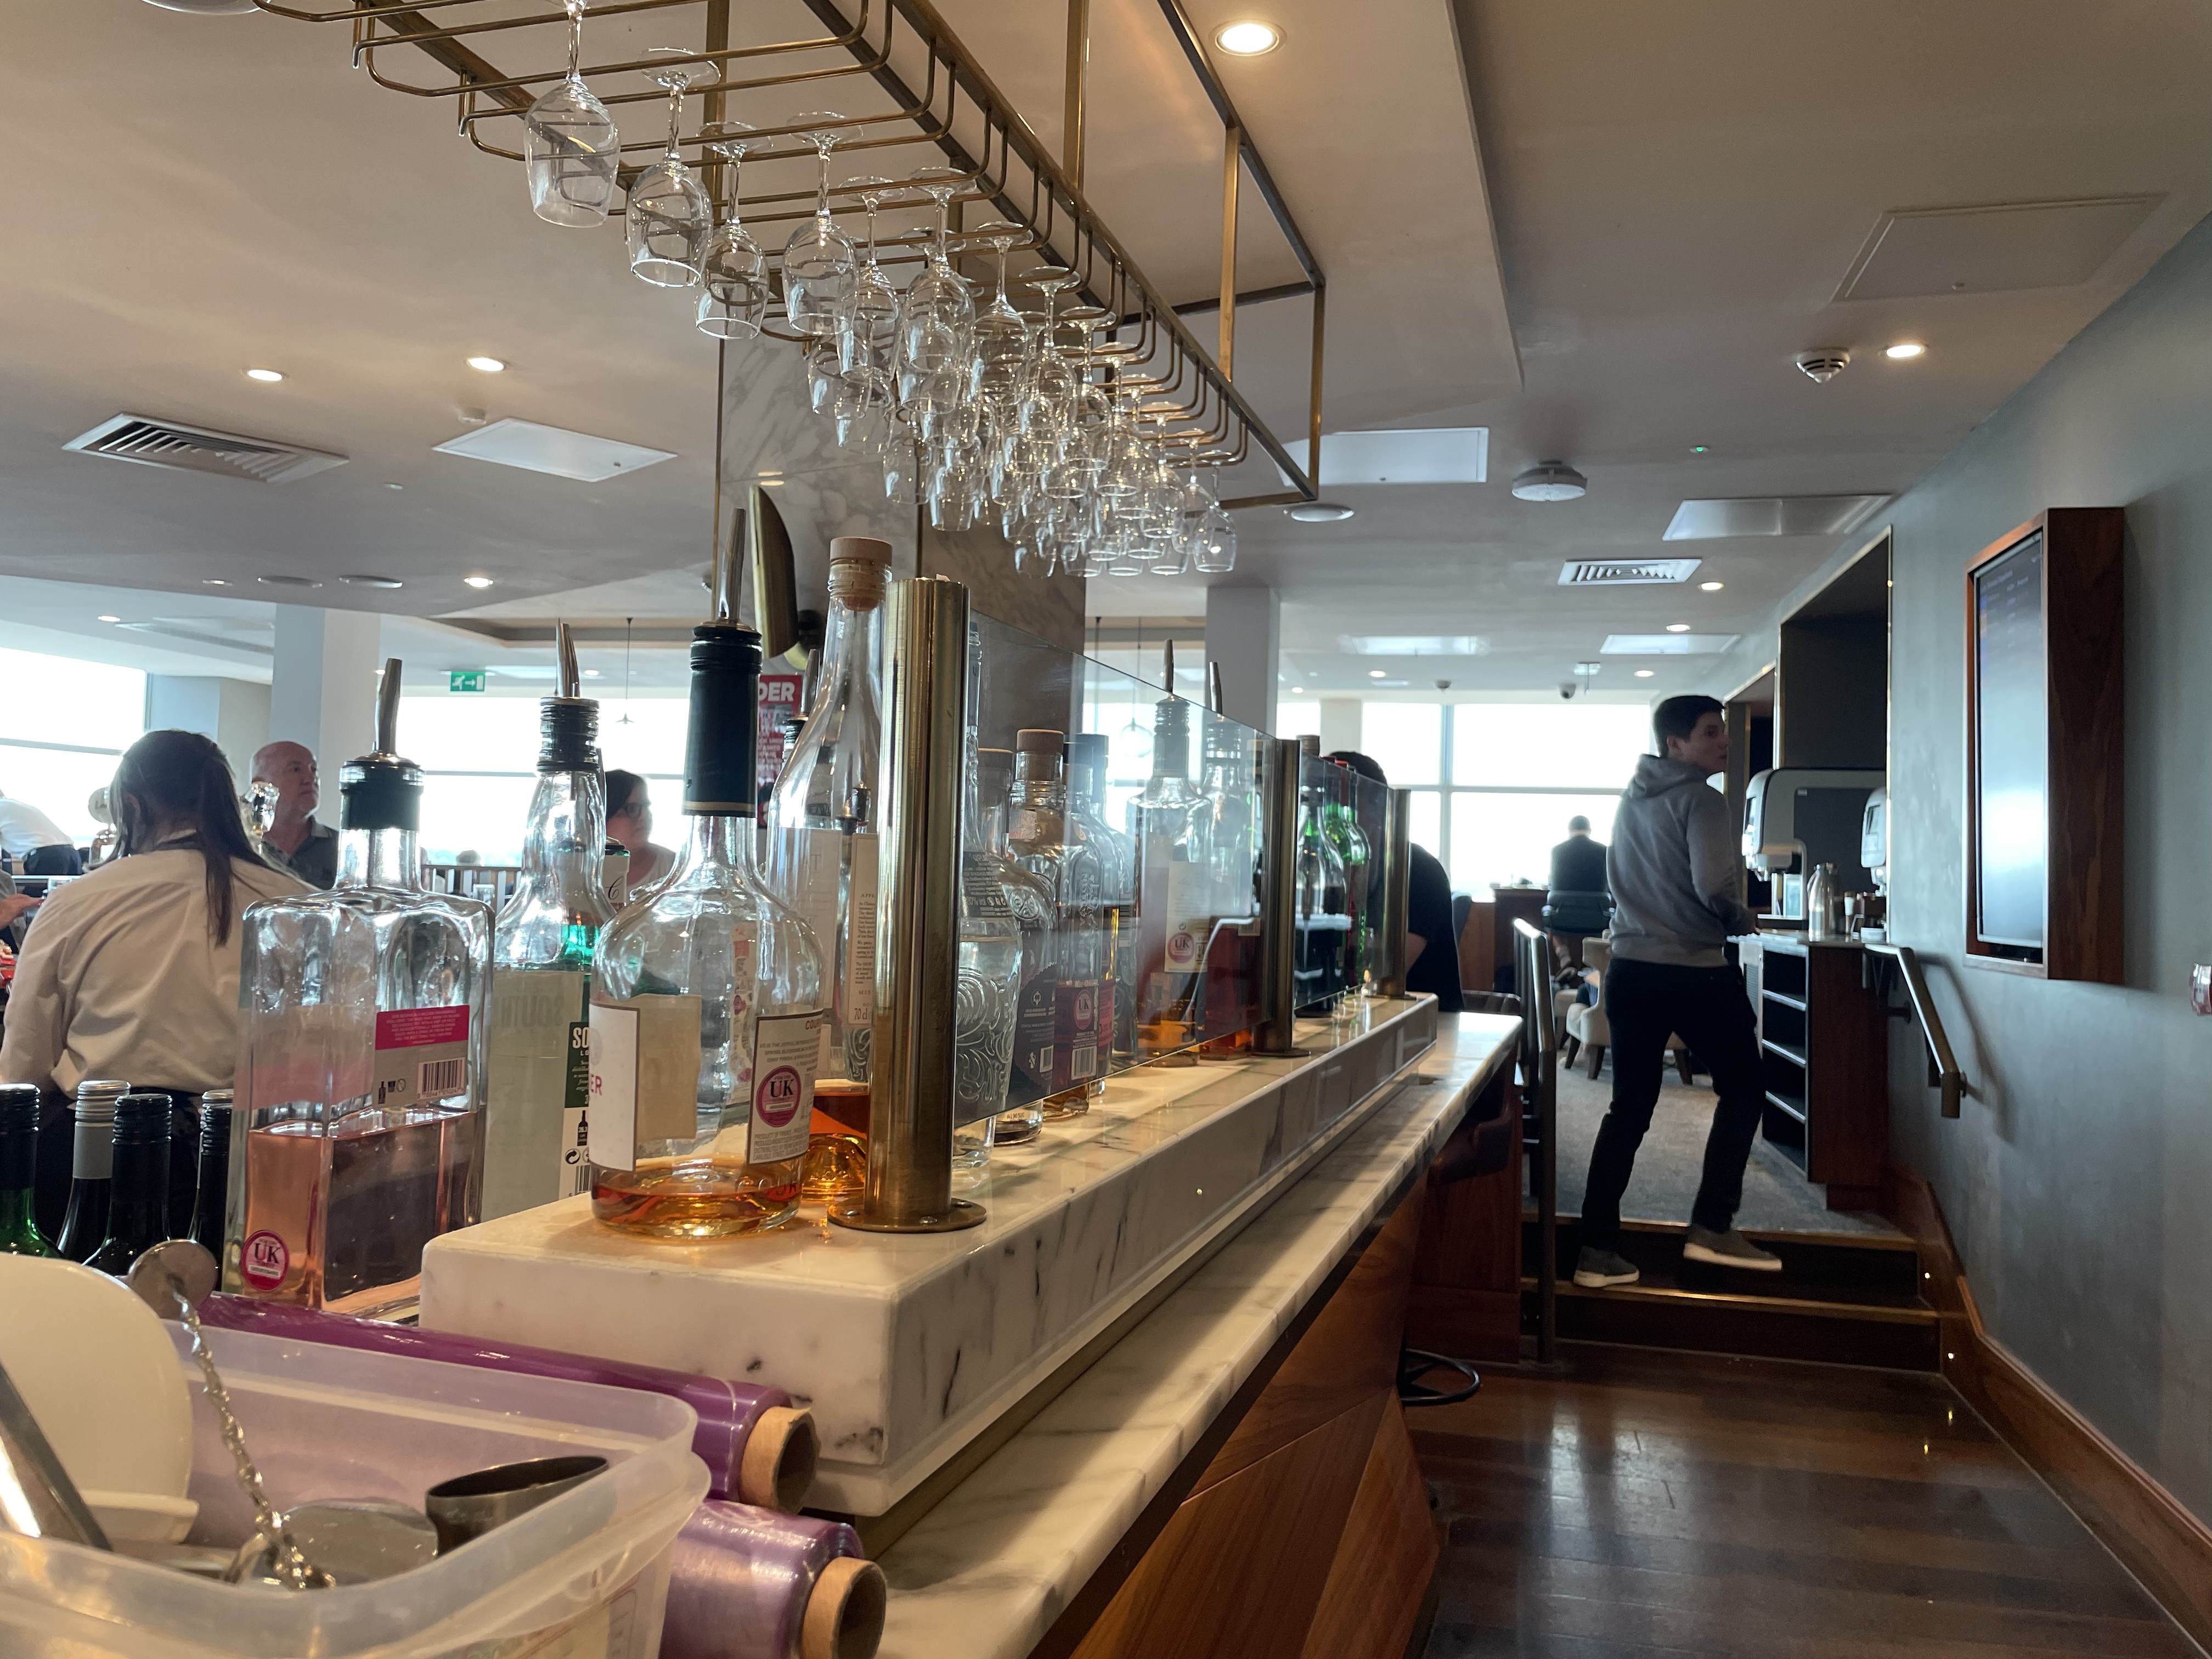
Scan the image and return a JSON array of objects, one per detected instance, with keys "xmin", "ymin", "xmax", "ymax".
[
  {"xmin": 1191, "ymin": 457, "xmax": 1237, "ymax": 572},
  {"xmin": 627, "ymin": 50, "xmax": 719, "ymax": 286},
  {"xmin": 836, "ymin": 176, "xmax": 901, "ymax": 405},
  {"xmin": 523, "ymin": 0, "xmax": 620, "ymax": 227},
  {"xmin": 966, "ymin": 222, "xmax": 1034, "ymax": 409},
  {"xmin": 893, "ymin": 166, "xmax": 975, "ymax": 433},
  {"xmin": 782, "ymin": 114, "xmax": 857, "ymax": 336},
  {"xmin": 696, "ymin": 123, "xmax": 769, "ymax": 338}
]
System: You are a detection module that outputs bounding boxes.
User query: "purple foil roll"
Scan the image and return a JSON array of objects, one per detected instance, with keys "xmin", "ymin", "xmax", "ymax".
[
  {"xmin": 662, "ymin": 1501, "xmax": 863, "ymax": 1659},
  {"xmin": 198, "ymin": 1294, "xmax": 788, "ymax": 1503}
]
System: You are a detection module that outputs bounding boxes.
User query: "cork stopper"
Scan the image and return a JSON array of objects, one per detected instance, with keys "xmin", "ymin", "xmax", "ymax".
[{"xmin": 827, "ymin": 537, "xmax": 893, "ymax": 612}]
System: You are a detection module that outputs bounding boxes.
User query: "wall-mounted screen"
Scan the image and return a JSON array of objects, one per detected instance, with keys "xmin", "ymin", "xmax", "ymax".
[{"xmin": 1971, "ymin": 529, "xmax": 2046, "ymax": 950}]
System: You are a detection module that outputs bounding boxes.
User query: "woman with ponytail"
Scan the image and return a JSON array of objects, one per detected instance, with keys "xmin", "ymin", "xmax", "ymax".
[{"xmin": 0, "ymin": 731, "xmax": 307, "ymax": 1227}]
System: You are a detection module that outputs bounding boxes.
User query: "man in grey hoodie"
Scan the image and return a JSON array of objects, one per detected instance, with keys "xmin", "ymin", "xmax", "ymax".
[{"xmin": 1575, "ymin": 695, "xmax": 1782, "ymax": 1288}]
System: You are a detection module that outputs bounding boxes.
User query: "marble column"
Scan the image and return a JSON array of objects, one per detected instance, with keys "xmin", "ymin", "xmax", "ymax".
[
  {"xmin": 1205, "ymin": 584, "xmax": 1279, "ymax": 735},
  {"xmin": 268, "ymin": 607, "xmax": 383, "ymax": 772}
]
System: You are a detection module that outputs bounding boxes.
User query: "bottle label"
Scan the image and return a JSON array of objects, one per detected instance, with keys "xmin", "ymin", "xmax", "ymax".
[
  {"xmin": 844, "ymin": 834, "xmax": 879, "ymax": 1027},
  {"xmin": 241, "ymin": 1229, "xmax": 290, "ymax": 1290},
  {"xmin": 963, "ymin": 852, "xmax": 1013, "ymax": 919},
  {"xmin": 1054, "ymin": 978, "xmax": 1105, "ymax": 1086},
  {"xmin": 71, "ymin": 1118, "xmax": 113, "ymax": 1181},
  {"xmin": 1164, "ymin": 862, "xmax": 1212, "ymax": 972},
  {"xmin": 489, "ymin": 969, "xmax": 593, "ymax": 1210},
  {"xmin": 746, "ymin": 1010, "xmax": 823, "ymax": 1166},
  {"xmin": 371, "ymin": 1005, "xmax": 472, "ymax": 1108},
  {"xmin": 562, "ymin": 1014, "xmax": 592, "ymax": 1198},
  {"xmin": 587, "ymin": 996, "xmax": 704, "ymax": 1171},
  {"xmin": 1013, "ymin": 966, "xmax": 1057, "ymax": 1096},
  {"xmin": 792, "ymin": 829, "xmax": 844, "ymax": 980}
]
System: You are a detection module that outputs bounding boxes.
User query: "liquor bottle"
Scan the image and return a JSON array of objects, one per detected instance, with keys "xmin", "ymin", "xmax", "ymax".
[
  {"xmin": 52, "ymin": 1078, "xmax": 128, "ymax": 1262},
  {"xmin": 484, "ymin": 626, "xmax": 615, "ymax": 1221},
  {"xmin": 588, "ymin": 572, "xmax": 827, "ymax": 1238},
  {"xmin": 765, "ymin": 536, "xmax": 891, "ymax": 1202},
  {"xmin": 603, "ymin": 842, "xmax": 632, "ymax": 909},
  {"xmin": 0, "ymin": 1085, "xmax": 54, "ymax": 1257},
  {"xmin": 953, "ymin": 737, "xmax": 1023, "ymax": 1170},
  {"xmin": 84, "ymin": 1094, "xmax": 173, "ymax": 1276},
  {"xmin": 1293, "ymin": 737, "xmax": 1348, "ymax": 1014},
  {"xmin": 188, "ymin": 1090, "xmax": 233, "ymax": 1258},
  {"xmin": 233, "ymin": 659, "xmax": 493, "ymax": 1317},
  {"xmin": 1195, "ymin": 716, "xmax": 1262, "ymax": 1057},
  {"xmin": 1131, "ymin": 684, "xmax": 1209, "ymax": 1057},
  {"xmin": 979, "ymin": 748, "xmax": 1048, "ymax": 1143},
  {"xmin": 1006, "ymin": 729, "xmax": 1107, "ymax": 1116},
  {"xmin": 1066, "ymin": 732, "xmax": 1135, "ymax": 1058},
  {"xmin": 1322, "ymin": 763, "xmax": 1373, "ymax": 1011}
]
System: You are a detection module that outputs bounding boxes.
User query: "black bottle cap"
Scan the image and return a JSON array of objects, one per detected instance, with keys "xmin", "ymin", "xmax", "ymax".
[
  {"xmin": 684, "ymin": 620, "xmax": 763, "ymax": 816},
  {"xmin": 113, "ymin": 1093, "xmax": 172, "ymax": 1144},
  {"xmin": 538, "ymin": 697, "xmax": 600, "ymax": 776},
  {"xmin": 342, "ymin": 755, "xmax": 422, "ymax": 832}
]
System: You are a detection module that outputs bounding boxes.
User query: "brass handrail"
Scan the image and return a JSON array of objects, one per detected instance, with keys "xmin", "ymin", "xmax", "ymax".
[{"xmin": 1865, "ymin": 942, "xmax": 1966, "ymax": 1119}]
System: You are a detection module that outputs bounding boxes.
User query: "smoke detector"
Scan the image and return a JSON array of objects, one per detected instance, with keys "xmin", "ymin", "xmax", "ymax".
[
  {"xmin": 1795, "ymin": 349, "xmax": 1851, "ymax": 383},
  {"xmin": 1511, "ymin": 460, "xmax": 1586, "ymax": 502}
]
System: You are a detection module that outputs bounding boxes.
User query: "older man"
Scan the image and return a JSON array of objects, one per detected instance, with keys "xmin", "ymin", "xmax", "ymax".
[{"xmin": 251, "ymin": 740, "xmax": 338, "ymax": 889}]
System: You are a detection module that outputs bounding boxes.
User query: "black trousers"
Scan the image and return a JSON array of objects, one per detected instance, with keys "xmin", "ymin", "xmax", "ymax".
[
  {"xmin": 1581, "ymin": 956, "xmax": 1765, "ymax": 1248},
  {"xmin": 23, "ymin": 844, "xmax": 81, "ymax": 877}
]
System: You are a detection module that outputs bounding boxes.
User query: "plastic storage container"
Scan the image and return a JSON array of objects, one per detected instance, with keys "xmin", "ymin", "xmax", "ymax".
[{"xmin": 0, "ymin": 1322, "xmax": 709, "ymax": 1658}]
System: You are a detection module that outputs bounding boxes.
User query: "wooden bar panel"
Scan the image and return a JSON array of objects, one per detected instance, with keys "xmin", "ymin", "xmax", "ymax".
[
  {"xmin": 1406, "ymin": 1066, "xmax": 1524, "ymax": 1362},
  {"xmin": 1299, "ymin": 1398, "xmax": 1438, "ymax": 1659}
]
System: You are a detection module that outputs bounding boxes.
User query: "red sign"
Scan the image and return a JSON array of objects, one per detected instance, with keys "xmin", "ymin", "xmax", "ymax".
[{"xmin": 759, "ymin": 671, "xmax": 806, "ymax": 796}]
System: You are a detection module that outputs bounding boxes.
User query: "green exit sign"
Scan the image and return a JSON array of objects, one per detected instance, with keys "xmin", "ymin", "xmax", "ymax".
[{"xmin": 449, "ymin": 670, "xmax": 487, "ymax": 693}]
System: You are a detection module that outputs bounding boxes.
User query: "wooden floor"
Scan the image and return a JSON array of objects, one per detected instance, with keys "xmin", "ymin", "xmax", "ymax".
[{"xmin": 1410, "ymin": 1344, "xmax": 2197, "ymax": 1658}]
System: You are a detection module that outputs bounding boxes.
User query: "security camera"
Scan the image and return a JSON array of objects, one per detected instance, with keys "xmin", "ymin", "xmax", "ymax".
[
  {"xmin": 1434, "ymin": 678, "xmax": 1452, "ymax": 690},
  {"xmin": 1559, "ymin": 680, "xmax": 1578, "ymax": 700}
]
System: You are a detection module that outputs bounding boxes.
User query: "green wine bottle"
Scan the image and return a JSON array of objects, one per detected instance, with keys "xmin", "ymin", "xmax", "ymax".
[
  {"xmin": 0, "ymin": 1085, "xmax": 54, "ymax": 1257},
  {"xmin": 83, "ymin": 1094, "xmax": 173, "ymax": 1277}
]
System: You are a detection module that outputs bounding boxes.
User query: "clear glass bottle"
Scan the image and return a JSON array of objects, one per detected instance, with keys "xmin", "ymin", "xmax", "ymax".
[
  {"xmin": 1132, "ymin": 692, "xmax": 1208, "ymax": 1057},
  {"xmin": 484, "ymin": 630, "xmax": 614, "ymax": 1221},
  {"xmin": 187, "ymin": 1091, "xmax": 232, "ymax": 1257},
  {"xmin": 1066, "ymin": 732, "xmax": 1135, "ymax": 1059},
  {"xmin": 980, "ymin": 748, "xmax": 1048, "ymax": 1143},
  {"xmin": 953, "ymin": 738, "xmax": 1022, "ymax": 1171},
  {"xmin": 1007, "ymin": 728, "xmax": 1106, "ymax": 1116},
  {"xmin": 765, "ymin": 537, "xmax": 890, "ymax": 1203},
  {"xmin": 53, "ymin": 1078, "xmax": 128, "ymax": 1263},
  {"xmin": 1293, "ymin": 739, "xmax": 1349, "ymax": 1015},
  {"xmin": 0, "ymin": 1085, "xmax": 55, "ymax": 1257},
  {"xmin": 232, "ymin": 661, "xmax": 492, "ymax": 1317},
  {"xmin": 1322, "ymin": 763, "xmax": 1373, "ymax": 1013},
  {"xmin": 587, "ymin": 603, "xmax": 827, "ymax": 1238},
  {"xmin": 84, "ymin": 1093, "xmax": 173, "ymax": 1276}
]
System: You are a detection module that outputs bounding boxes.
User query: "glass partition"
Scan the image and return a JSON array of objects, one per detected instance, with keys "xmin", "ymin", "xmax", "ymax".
[{"xmin": 962, "ymin": 615, "xmax": 1267, "ymax": 1129}]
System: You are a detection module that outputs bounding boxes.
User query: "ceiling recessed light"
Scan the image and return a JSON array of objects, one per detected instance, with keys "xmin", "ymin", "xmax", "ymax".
[
  {"xmin": 1665, "ymin": 623, "xmax": 1691, "ymax": 633},
  {"xmin": 1885, "ymin": 342, "xmax": 1926, "ymax": 360},
  {"xmin": 1368, "ymin": 669, "xmax": 1388, "ymax": 679},
  {"xmin": 97, "ymin": 614, "xmax": 120, "ymax": 624},
  {"xmin": 463, "ymin": 575, "xmax": 496, "ymax": 589},
  {"xmin": 1290, "ymin": 686, "xmax": 1305, "ymax": 693},
  {"xmin": 1214, "ymin": 19, "xmax": 1280, "ymax": 54},
  {"xmin": 583, "ymin": 669, "xmax": 601, "ymax": 678},
  {"xmin": 340, "ymin": 574, "xmax": 405, "ymax": 589},
  {"xmin": 467, "ymin": 356, "xmax": 507, "ymax": 373},
  {"xmin": 1635, "ymin": 669, "xmax": 1656, "ymax": 678},
  {"xmin": 1699, "ymin": 580, "xmax": 1724, "ymax": 591},
  {"xmin": 1286, "ymin": 501, "xmax": 1355, "ymax": 523},
  {"xmin": 1511, "ymin": 460, "xmax": 1586, "ymax": 502},
  {"xmin": 201, "ymin": 578, "xmax": 229, "ymax": 586},
  {"xmin": 256, "ymin": 574, "xmax": 324, "ymax": 589},
  {"xmin": 244, "ymin": 368, "xmax": 284, "ymax": 383}
]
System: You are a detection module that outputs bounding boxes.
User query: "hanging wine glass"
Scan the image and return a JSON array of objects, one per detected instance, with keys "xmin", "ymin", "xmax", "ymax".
[
  {"xmin": 965, "ymin": 221, "xmax": 1034, "ymax": 409},
  {"xmin": 627, "ymin": 49, "xmax": 719, "ymax": 286},
  {"xmin": 1191, "ymin": 458, "xmax": 1237, "ymax": 572},
  {"xmin": 696, "ymin": 122, "xmax": 769, "ymax": 338},
  {"xmin": 524, "ymin": 0, "xmax": 620, "ymax": 227},
  {"xmin": 835, "ymin": 176, "xmax": 901, "ymax": 408},
  {"xmin": 893, "ymin": 166, "xmax": 975, "ymax": 428},
  {"xmin": 782, "ymin": 114, "xmax": 857, "ymax": 336},
  {"xmin": 1020, "ymin": 266, "xmax": 1081, "ymax": 433}
]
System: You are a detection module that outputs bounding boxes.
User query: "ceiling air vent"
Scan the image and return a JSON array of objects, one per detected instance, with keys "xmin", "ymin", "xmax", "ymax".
[
  {"xmin": 63, "ymin": 414, "xmax": 346, "ymax": 485},
  {"xmin": 1558, "ymin": 558, "xmax": 1701, "ymax": 586}
]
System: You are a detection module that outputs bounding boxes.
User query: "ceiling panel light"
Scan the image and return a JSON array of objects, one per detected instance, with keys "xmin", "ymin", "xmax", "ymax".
[
  {"xmin": 341, "ymin": 574, "xmax": 405, "ymax": 589},
  {"xmin": 433, "ymin": 417, "xmax": 675, "ymax": 483},
  {"xmin": 1664, "ymin": 496, "xmax": 1888, "ymax": 540},
  {"xmin": 583, "ymin": 669, "xmax": 601, "ymax": 678},
  {"xmin": 463, "ymin": 575, "xmax": 496, "ymax": 589},
  {"xmin": 1513, "ymin": 460, "xmax": 1586, "ymax": 502},
  {"xmin": 1290, "ymin": 685, "xmax": 1305, "ymax": 693},
  {"xmin": 201, "ymin": 578, "xmax": 229, "ymax": 586},
  {"xmin": 1884, "ymin": 342, "xmax": 1926, "ymax": 359},
  {"xmin": 1635, "ymin": 669, "xmax": 1656, "ymax": 678},
  {"xmin": 97, "ymin": 614, "xmax": 120, "ymax": 623},
  {"xmin": 1286, "ymin": 501, "xmax": 1355, "ymax": 522},
  {"xmin": 256, "ymin": 574, "xmax": 324, "ymax": 589},
  {"xmin": 1290, "ymin": 428, "xmax": 1487, "ymax": 486},
  {"xmin": 1602, "ymin": 633, "xmax": 1740, "ymax": 656},
  {"xmin": 1214, "ymin": 20, "xmax": 1280, "ymax": 54},
  {"xmin": 1666, "ymin": 623, "xmax": 1691, "ymax": 633},
  {"xmin": 467, "ymin": 356, "xmax": 507, "ymax": 373},
  {"xmin": 1368, "ymin": 669, "xmax": 1387, "ymax": 679},
  {"xmin": 1339, "ymin": 635, "xmax": 1488, "ymax": 656},
  {"xmin": 1700, "ymin": 580, "xmax": 1724, "ymax": 591},
  {"xmin": 244, "ymin": 368, "xmax": 284, "ymax": 383}
]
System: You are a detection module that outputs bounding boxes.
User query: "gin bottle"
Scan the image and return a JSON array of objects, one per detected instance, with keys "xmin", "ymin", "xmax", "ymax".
[
  {"xmin": 233, "ymin": 660, "xmax": 492, "ymax": 1317},
  {"xmin": 1132, "ymin": 689, "xmax": 1207, "ymax": 1054},
  {"xmin": 953, "ymin": 738, "xmax": 1022, "ymax": 1171},
  {"xmin": 765, "ymin": 537, "xmax": 890, "ymax": 1199},
  {"xmin": 588, "ymin": 594, "xmax": 827, "ymax": 1238},
  {"xmin": 483, "ymin": 625, "xmax": 614, "ymax": 1220},
  {"xmin": 979, "ymin": 749, "xmax": 1048, "ymax": 1143},
  {"xmin": 1007, "ymin": 729, "xmax": 1106, "ymax": 1115}
]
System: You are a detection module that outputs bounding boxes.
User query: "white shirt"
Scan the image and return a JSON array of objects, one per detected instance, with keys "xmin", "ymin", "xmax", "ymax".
[
  {"xmin": 0, "ymin": 797, "xmax": 70, "ymax": 857},
  {"xmin": 0, "ymin": 849, "xmax": 308, "ymax": 1096}
]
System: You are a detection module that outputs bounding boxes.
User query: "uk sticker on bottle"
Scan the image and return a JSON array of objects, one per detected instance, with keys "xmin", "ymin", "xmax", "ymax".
[{"xmin": 746, "ymin": 1010, "xmax": 823, "ymax": 1166}]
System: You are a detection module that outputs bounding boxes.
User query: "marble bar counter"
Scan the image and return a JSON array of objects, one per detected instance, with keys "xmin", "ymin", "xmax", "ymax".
[
  {"xmin": 421, "ymin": 995, "xmax": 1443, "ymax": 1515},
  {"xmin": 876, "ymin": 1012, "xmax": 1521, "ymax": 1659}
]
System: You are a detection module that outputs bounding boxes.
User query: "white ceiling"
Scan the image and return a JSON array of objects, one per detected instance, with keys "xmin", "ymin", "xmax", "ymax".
[{"xmin": 2, "ymin": 1, "xmax": 2209, "ymax": 698}]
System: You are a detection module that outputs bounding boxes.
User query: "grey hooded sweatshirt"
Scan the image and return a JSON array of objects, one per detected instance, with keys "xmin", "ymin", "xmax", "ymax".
[{"xmin": 1605, "ymin": 755, "xmax": 1760, "ymax": 968}]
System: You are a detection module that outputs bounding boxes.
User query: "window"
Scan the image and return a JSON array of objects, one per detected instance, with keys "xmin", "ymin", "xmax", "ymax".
[
  {"xmin": 0, "ymin": 647, "xmax": 145, "ymax": 841},
  {"xmin": 1347, "ymin": 700, "xmax": 1652, "ymax": 891}
]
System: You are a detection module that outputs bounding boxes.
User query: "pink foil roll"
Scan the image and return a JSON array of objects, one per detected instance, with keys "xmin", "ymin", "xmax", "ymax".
[
  {"xmin": 198, "ymin": 1294, "xmax": 797, "ymax": 1505},
  {"xmin": 662, "ymin": 1502, "xmax": 867, "ymax": 1659}
]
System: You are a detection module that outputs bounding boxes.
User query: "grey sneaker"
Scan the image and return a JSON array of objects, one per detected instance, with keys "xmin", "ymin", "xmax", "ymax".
[
  {"xmin": 1573, "ymin": 1246, "xmax": 1640, "ymax": 1288},
  {"xmin": 1683, "ymin": 1225, "xmax": 1782, "ymax": 1272}
]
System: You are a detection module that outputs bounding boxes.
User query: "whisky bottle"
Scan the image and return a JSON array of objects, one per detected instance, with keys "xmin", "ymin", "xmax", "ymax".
[
  {"xmin": 1007, "ymin": 729, "xmax": 1106, "ymax": 1116},
  {"xmin": 765, "ymin": 537, "xmax": 890, "ymax": 1201},
  {"xmin": 52, "ymin": 1078, "xmax": 128, "ymax": 1262},
  {"xmin": 484, "ymin": 625, "xmax": 614, "ymax": 1220},
  {"xmin": 233, "ymin": 659, "xmax": 493, "ymax": 1316},
  {"xmin": 187, "ymin": 1090, "xmax": 232, "ymax": 1258},
  {"xmin": 588, "ymin": 585, "xmax": 826, "ymax": 1238},
  {"xmin": 84, "ymin": 1094, "xmax": 173, "ymax": 1276},
  {"xmin": 0, "ymin": 1085, "xmax": 54, "ymax": 1257}
]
